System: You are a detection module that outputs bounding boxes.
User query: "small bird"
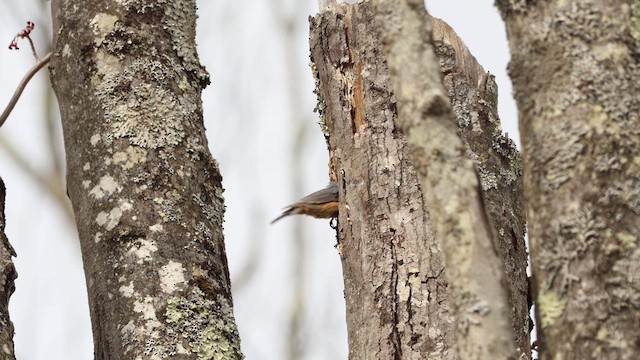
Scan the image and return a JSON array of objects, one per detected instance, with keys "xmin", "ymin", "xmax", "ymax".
[{"xmin": 271, "ymin": 182, "xmax": 339, "ymax": 224}]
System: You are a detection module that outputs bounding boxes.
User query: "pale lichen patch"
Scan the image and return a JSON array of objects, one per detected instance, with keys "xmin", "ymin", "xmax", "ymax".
[
  {"xmin": 112, "ymin": 152, "xmax": 127, "ymax": 164},
  {"xmin": 133, "ymin": 297, "xmax": 158, "ymax": 321},
  {"xmin": 89, "ymin": 175, "xmax": 122, "ymax": 199},
  {"xmin": 615, "ymin": 232, "xmax": 637, "ymax": 248},
  {"xmin": 94, "ymin": 59, "xmax": 195, "ymax": 149},
  {"xmin": 121, "ymin": 320, "xmax": 136, "ymax": 339},
  {"xmin": 62, "ymin": 43, "xmax": 71, "ymax": 58},
  {"xmin": 592, "ymin": 42, "xmax": 628, "ymax": 62},
  {"xmin": 113, "ymin": 146, "xmax": 148, "ymax": 170},
  {"xmin": 120, "ymin": 201, "xmax": 133, "ymax": 212},
  {"xmin": 191, "ymin": 266, "xmax": 207, "ymax": 278},
  {"xmin": 96, "ymin": 201, "xmax": 132, "ymax": 231},
  {"xmin": 90, "ymin": 134, "xmax": 101, "ymax": 146},
  {"xmin": 90, "ymin": 13, "xmax": 119, "ymax": 46},
  {"xmin": 94, "ymin": 232, "xmax": 103, "ymax": 243},
  {"xmin": 165, "ymin": 290, "xmax": 242, "ymax": 359},
  {"xmin": 177, "ymin": 75, "xmax": 190, "ymax": 91},
  {"xmin": 96, "ymin": 211, "xmax": 109, "ymax": 227},
  {"xmin": 538, "ymin": 290, "xmax": 567, "ymax": 328},
  {"xmin": 159, "ymin": 261, "xmax": 186, "ymax": 294},
  {"xmin": 149, "ymin": 224, "xmax": 163, "ymax": 232},
  {"xmin": 93, "ymin": 51, "xmax": 120, "ymax": 80},
  {"xmin": 175, "ymin": 343, "xmax": 189, "ymax": 355},
  {"xmin": 128, "ymin": 238, "xmax": 158, "ymax": 264},
  {"xmin": 161, "ymin": 0, "xmax": 210, "ymax": 85},
  {"xmin": 120, "ymin": 281, "xmax": 135, "ymax": 298},
  {"xmin": 96, "ymin": 208, "xmax": 122, "ymax": 231}
]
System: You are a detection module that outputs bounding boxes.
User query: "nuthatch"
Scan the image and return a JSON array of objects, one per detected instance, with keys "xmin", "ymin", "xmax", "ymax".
[{"xmin": 271, "ymin": 182, "xmax": 339, "ymax": 224}]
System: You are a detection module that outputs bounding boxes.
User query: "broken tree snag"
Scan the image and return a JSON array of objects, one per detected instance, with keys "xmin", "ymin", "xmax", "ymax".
[
  {"xmin": 310, "ymin": 3, "xmax": 456, "ymax": 360},
  {"xmin": 0, "ymin": 178, "xmax": 17, "ymax": 360},
  {"xmin": 310, "ymin": 0, "xmax": 526, "ymax": 358},
  {"xmin": 431, "ymin": 17, "xmax": 529, "ymax": 357}
]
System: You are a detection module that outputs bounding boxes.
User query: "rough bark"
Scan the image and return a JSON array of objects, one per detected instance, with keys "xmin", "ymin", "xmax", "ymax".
[
  {"xmin": 310, "ymin": 1, "xmax": 526, "ymax": 359},
  {"xmin": 0, "ymin": 178, "xmax": 17, "ymax": 359},
  {"xmin": 430, "ymin": 18, "xmax": 529, "ymax": 357},
  {"xmin": 496, "ymin": 1, "xmax": 640, "ymax": 358},
  {"xmin": 311, "ymin": 4, "xmax": 456, "ymax": 358},
  {"xmin": 49, "ymin": 1, "xmax": 242, "ymax": 359},
  {"xmin": 374, "ymin": 0, "xmax": 516, "ymax": 358}
]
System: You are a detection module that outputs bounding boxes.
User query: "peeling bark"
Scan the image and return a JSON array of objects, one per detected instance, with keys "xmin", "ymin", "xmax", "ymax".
[
  {"xmin": 49, "ymin": 1, "xmax": 242, "ymax": 358},
  {"xmin": 0, "ymin": 178, "xmax": 17, "ymax": 360},
  {"xmin": 497, "ymin": 1, "xmax": 640, "ymax": 358},
  {"xmin": 310, "ymin": 1, "xmax": 526, "ymax": 359}
]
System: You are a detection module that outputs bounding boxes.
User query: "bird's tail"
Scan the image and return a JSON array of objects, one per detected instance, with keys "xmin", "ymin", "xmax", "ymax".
[{"xmin": 270, "ymin": 207, "xmax": 296, "ymax": 224}]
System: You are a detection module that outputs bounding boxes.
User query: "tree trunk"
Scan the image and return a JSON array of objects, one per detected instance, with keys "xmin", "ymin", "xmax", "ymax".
[
  {"xmin": 430, "ymin": 16, "xmax": 529, "ymax": 357},
  {"xmin": 310, "ymin": 1, "xmax": 527, "ymax": 358},
  {"xmin": 375, "ymin": 0, "xmax": 517, "ymax": 357},
  {"xmin": 311, "ymin": 4, "xmax": 456, "ymax": 357},
  {"xmin": 497, "ymin": 1, "xmax": 640, "ymax": 358},
  {"xmin": 0, "ymin": 178, "xmax": 17, "ymax": 360},
  {"xmin": 49, "ymin": 1, "xmax": 242, "ymax": 358}
]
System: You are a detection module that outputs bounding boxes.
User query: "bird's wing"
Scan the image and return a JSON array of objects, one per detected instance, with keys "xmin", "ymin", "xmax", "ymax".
[{"xmin": 298, "ymin": 182, "xmax": 338, "ymax": 204}]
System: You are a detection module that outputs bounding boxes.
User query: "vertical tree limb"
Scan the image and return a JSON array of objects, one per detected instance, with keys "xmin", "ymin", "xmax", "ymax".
[
  {"xmin": 497, "ymin": 1, "xmax": 640, "ymax": 358},
  {"xmin": 373, "ymin": 0, "xmax": 515, "ymax": 358},
  {"xmin": 431, "ymin": 17, "xmax": 529, "ymax": 356},
  {"xmin": 49, "ymin": 1, "xmax": 242, "ymax": 358},
  {"xmin": 0, "ymin": 178, "xmax": 17, "ymax": 360}
]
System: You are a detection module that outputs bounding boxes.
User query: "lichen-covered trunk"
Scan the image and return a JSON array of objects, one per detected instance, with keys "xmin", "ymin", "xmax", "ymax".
[
  {"xmin": 49, "ymin": 1, "xmax": 242, "ymax": 358},
  {"xmin": 430, "ymin": 18, "xmax": 529, "ymax": 357},
  {"xmin": 0, "ymin": 178, "xmax": 17, "ymax": 359},
  {"xmin": 496, "ymin": 1, "xmax": 640, "ymax": 358},
  {"xmin": 310, "ymin": 1, "xmax": 527, "ymax": 359}
]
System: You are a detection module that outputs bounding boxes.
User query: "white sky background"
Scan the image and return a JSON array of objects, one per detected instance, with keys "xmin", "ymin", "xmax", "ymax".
[{"xmin": 0, "ymin": 1, "xmax": 518, "ymax": 359}]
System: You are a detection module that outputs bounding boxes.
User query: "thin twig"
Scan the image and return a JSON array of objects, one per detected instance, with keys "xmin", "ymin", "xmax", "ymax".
[
  {"xmin": 26, "ymin": 36, "xmax": 40, "ymax": 61},
  {"xmin": 0, "ymin": 51, "xmax": 52, "ymax": 129}
]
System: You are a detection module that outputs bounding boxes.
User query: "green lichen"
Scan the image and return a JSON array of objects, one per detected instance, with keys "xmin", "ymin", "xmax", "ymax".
[
  {"xmin": 155, "ymin": 190, "xmax": 184, "ymax": 222},
  {"xmin": 631, "ymin": 2, "xmax": 640, "ymax": 41},
  {"xmin": 310, "ymin": 61, "xmax": 329, "ymax": 138},
  {"xmin": 160, "ymin": 0, "xmax": 211, "ymax": 86},
  {"xmin": 538, "ymin": 290, "xmax": 567, "ymax": 328},
  {"xmin": 166, "ymin": 289, "xmax": 242, "ymax": 359},
  {"xmin": 615, "ymin": 232, "xmax": 637, "ymax": 248},
  {"xmin": 94, "ymin": 58, "xmax": 196, "ymax": 149}
]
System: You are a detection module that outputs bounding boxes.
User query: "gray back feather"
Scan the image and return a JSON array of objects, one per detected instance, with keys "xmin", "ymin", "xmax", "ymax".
[{"xmin": 298, "ymin": 181, "xmax": 338, "ymax": 204}]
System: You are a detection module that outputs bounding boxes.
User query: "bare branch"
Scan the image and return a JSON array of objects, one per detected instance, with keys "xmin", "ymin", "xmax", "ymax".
[{"xmin": 0, "ymin": 52, "xmax": 52, "ymax": 129}]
